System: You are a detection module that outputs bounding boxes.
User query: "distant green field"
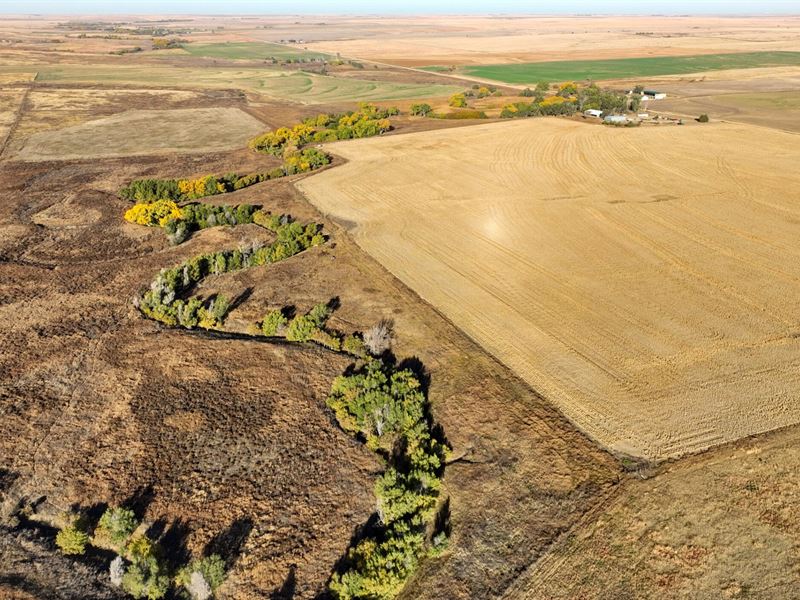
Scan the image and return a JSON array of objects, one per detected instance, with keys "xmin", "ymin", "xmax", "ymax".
[
  {"xmin": 461, "ymin": 51, "xmax": 800, "ymax": 84},
  {"xmin": 1, "ymin": 64, "xmax": 460, "ymax": 104},
  {"xmin": 182, "ymin": 41, "xmax": 332, "ymax": 62}
]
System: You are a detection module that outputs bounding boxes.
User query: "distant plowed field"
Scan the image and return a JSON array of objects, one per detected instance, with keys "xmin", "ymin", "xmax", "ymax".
[{"xmin": 299, "ymin": 119, "xmax": 800, "ymax": 461}]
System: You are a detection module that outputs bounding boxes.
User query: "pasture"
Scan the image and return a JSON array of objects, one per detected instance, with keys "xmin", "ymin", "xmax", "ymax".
[
  {"xmin": 503, "ymin": 425, "xmax": 800, "ymax": 599},
  {"xmin": 299, "ymin": 118, "xmax": 800, "ymax": 461},
  {"xmin": 658, "ymin": 90, "xmax": 800, "ymax": 132},
  {"xmin": 459, "ymin": 51, "xmax": 800, "ymax": 83},
  {"xmin": 16, "ymin": 107, "xmax": 264, "ymax": 160}
]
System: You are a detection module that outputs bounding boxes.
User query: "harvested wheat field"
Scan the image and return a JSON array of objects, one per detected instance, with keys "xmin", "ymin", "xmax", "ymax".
[
  {"xmin": 299, "ymin": 118, "xmax": 800, "ymax": 461},
  {"xmin": 16, "ymin": 107, "xmax": 264, "ymax": 161}
]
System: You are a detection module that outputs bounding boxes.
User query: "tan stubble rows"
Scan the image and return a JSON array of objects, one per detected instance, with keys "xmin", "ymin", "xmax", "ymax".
[{"xmin": 298, "ymin": 118, "xmax": 800, "ymax": 461}]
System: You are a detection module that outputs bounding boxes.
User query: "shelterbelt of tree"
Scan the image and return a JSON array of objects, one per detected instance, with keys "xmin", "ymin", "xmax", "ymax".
[{"xmin": 119, "ymin": 104, "xmax": 448, "ymax": 600}]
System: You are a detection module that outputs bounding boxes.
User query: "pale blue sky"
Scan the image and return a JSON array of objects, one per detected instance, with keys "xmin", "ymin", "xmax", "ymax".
[{"xmin": 0, "ymin": 0, "xmax": 797, "ymax": 15}]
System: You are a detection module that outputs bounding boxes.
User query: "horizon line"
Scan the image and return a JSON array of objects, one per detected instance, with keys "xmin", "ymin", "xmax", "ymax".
[{"xmin": 2, "ymin": 12, "xmax": 800, "ymax": 17}]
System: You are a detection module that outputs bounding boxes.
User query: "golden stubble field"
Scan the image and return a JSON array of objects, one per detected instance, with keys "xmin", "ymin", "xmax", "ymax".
[{"xmin": 299, "ymin": 118, "xmax": 800, "ymax": 461}]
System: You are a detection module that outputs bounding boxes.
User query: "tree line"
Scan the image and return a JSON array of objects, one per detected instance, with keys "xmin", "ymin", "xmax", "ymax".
[
  {"xmin": 125, "ymin": 201, "xmax": 257, "ymax": 245},
  {"xmin": 249, "ymin": 103, "xmax": 398, "ymax": 156},
  {"xmin": 327, "ymin": 359, "xmax": 448, "ymax": 599},
  {"xmin": 119, "ymin": 148, "xmax": 331, "ymax": 204},
  {"xmin": 112, "ymin": 97, "xmax": 450, "ymax": 599},
  {"xmin": 136, "ymin": 215, "xmax": 325, "ymax": 330}
]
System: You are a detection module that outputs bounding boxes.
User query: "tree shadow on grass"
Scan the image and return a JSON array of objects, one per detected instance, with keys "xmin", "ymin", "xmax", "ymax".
[
  {"xmin": 123, "ymin": 484, "xmax": 156, "ymax": 521},
  {"xmin": 0, "ymin": 468, "xmax": 18, "ymax": 496},
  {"xmin": 228, "ymin": 287, "xmax": 254, "ymax": 312},
  {"xmin": 146, "ymin": 517, "xmax": 192, "ymax": 572},
  {"xmin": 270, "ymin": 565, "xmax": 297, "ymax": 600},
  {"xmin": 204, "ymin": 517, "xmax": 253, "ymax": 571}
]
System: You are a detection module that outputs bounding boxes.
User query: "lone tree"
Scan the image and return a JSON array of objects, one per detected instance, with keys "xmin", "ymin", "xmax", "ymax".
[
  {"xmin": 110, "ymin": 556, "xmax": 126, "ymax": 587},
  {"xmin": 410, "ymin": 103, "xmax": 432, "ymax": 117},
  {"xmin": 363, "ymin": 320, "xmax": 394, "ymax": 356},
  {"xmin": 448, "ymin": 93, "xmax": 467, "ymax": 108},
  {"xmin": 96, "ymin": 507, "xmax": 139, "ymax": 550},
  {"xmin": 178, "ymin": 555, "xmax": 226, "ymax": 600},
  {"xmin": 55, "ymin": 517, "xmax": 89, "ymax": 556}
]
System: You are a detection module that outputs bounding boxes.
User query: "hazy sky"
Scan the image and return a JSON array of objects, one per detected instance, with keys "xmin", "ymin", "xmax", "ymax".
[{"xmin": 1, "ymin": 0, "xmax": 797, "ymax": 15}]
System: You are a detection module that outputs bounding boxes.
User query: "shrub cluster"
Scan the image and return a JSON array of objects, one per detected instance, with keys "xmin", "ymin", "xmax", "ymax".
[
  {"xmin": 176, "ymin": 555, "xmax": 226, "ymax": 600},
  {"xmin": 521, "ymin": 81, "xmax": 549, "ymax": 100},
  {"xmin": 260, "ymin": 308, "xmax": 288, "ymax": 336},
  {"xmin": 249, "ymin": 103, "xmax": 397, "ymax": 156},
  {"xmin": 578, "ymin": 83, "xmax": 628, "ymax": 113},
  {"xmin": 95, "ymin": 507, "xmax": 139, "ymax": 551},
  {"xmin": 433, "ymin": 109, "xmax": 487, "ymax": 120},
  {"xmin": 120, "ymin": 535, "xmax": 170, "ymax": 600},
  {"xmin": 55, "ymin": 515, "xmax": 89, "ymax": 555},
  {"xmin": 120, "ymin": 173, "xmax": 259, "ymax": 203},
  {"xmin": 119, "ymin": 179, "xmax": 182, "ymax": 202},
  {"xmin": 283, "ymin": 147, "xmax": 331, "ymax": 174},
  {"xmin": 409, "ymin": 103, "xmax": 432, "ymax": 117},
  {"xmin": 137, "ymin": 217, "xmax": 325, "ymax": 329},
  {"xmin": 448, "ymin": 93, "xmax": 467, "ymax": 108},
  {"xmin": 257, "ymin": 304, "xmax": 373, "ymax": 356},
  {"xmin": 327, "ymin": 360, "xmax": 447, "ymax": 600},
  {"xmin": 124, "ymin": 200, "xmax": 181, "ymax": 227},
  {"xmin": 466, "ymin": 83, "xmax": 498, "ymax": 98},
  {"xmin": 125, "ymin": 201, "xmax": 256, "ymax": 243},
  {"xmin": 165, "ymin": 203, "xmax": 257, "ymax": 244},
  {"xmin": 501, "ymin": 94, "xmax": 578, "ymax": 118},
  {"xmin": 55, "ymin": 505, "xmax": 226, "ymax": 600}
]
